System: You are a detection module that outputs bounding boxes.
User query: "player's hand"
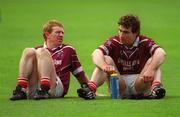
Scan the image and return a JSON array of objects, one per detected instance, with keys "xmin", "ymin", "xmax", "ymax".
[
  {"xmin": 102, "ymin": 64, "xmax": 116, "ymax": 75},
  {"xmin": 143, "ymin": 69, "xmax": 155, "ymax": 82},
  {"xmin": 77, "ymin": 83, "xmax": 95, "ymax": 100}
]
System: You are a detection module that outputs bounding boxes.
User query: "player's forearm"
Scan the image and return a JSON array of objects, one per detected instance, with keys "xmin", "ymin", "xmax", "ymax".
[
  {"xmin": 149, "ymin": 48, "xmax": 166, "ymax": 70},
  {"xmin": 92, "ymin": 49, "xmax": 107, "ymax": 69},
  {"xmin": 77, "ymin": 73, "xmax": 89, "ymax": 84}
]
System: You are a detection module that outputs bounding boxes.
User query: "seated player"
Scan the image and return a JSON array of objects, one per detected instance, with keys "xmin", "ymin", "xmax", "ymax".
[
  {"xmin": 88, "ymin": 14, "xmax": 166, "ymax": 99},
  {"xmin": 10, "ymin": 20, "xmax": 95, "ymax": 100}
]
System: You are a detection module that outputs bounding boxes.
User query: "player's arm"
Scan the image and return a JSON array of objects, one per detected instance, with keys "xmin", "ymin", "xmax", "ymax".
[
  {"xmin": 76, "ymin": 72, "xmax": 89, "ymax": 84},
  {"xmin": 143, "ymin": 47, "xmax": 166, "ymax": 82},
  {"xmin": 76, "ymin": 72, "xmax": 95, "ymax": 100},
  {"xmin": 92, "ymin": 49, "xmax": 115, "ymax": 74},
  {"xmin": 148, "ymin": 47, "xmax": 166, "ymax": 70},
  {"xmin": 70, "ymin": 48, "xmax": 95, "ymax": 99},
  {"xmin": 92, "ymin": 49, "xmax": 106, "ymax": 68}
]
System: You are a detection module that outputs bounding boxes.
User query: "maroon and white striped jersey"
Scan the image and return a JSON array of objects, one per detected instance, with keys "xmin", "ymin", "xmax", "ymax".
[
  {"xmin": 38, "ymin": 44, "xmax": 86, "ymax": 95},
  {"xmin": 98, "ymin": 35, "xmax": 160, "ymax": 75}
]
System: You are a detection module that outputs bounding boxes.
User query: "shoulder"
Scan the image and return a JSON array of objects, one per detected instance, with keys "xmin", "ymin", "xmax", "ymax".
[
  {"xmin": 105, "ymin": 35, "xmax": 121, "ymax": 45},
  {"xmin": 139, "ymin": 35, "xmax": 153, "ymax": 43},
  {"xmin": 109, "ymin": 35, "xmax": 119, "ymax": 41},
  {"xmin": 138, "ymin": 35, "xmax": 160, "ymax": 53},
  {"xmin": 138, "ymin": 35, "xmax": 155, "ymax": 44},
  {"xmin": 62, "ymin": 44, "xmax": 75, "ymax": 49},
  {"xmin": 61, "ymin": 44, "xmax": 76, "ymax": 52},
  {"xmin": 35, "ymin": 45, "xmax": 43, "ymax": 49}
]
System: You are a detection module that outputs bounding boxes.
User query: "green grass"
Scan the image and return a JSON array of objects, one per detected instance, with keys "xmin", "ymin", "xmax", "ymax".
[{"xmin": 1, "ymin": 0, "xmax": 180, "ymax": 117}]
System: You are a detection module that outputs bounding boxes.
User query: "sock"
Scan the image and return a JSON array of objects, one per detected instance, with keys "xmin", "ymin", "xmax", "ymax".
[
  {"xmin": 88, "ymin": 80, "xmax": 97, "ymax": 93},
  {"xmin": 152, "ymin": 81, "xmax": 161, "ymax": 88},
  {"xmin": 17, "ymin": 77, "xmax": 28, "ymax": 89},
  {"xmin": 40, "ymin": 77, "xmax": 50, "ymax": 91}
]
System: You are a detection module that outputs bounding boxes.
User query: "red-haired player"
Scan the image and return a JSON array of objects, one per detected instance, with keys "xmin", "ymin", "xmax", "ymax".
[{"xmin": 10, "ymin": 20, "xmax": 95, "ymax": 100}]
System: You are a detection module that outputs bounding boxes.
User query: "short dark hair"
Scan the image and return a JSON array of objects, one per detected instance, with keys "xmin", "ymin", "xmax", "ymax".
[{"xmin": 118, "ymin": 14, "xmax": 140, "ymax": 34}]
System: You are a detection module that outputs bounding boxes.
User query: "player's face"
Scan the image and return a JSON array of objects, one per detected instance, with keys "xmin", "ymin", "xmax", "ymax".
[
  {"xmin": 48, "ymin": 26, "xmax": 64, "ymax": 47},
  {"xmin": 118, "ymin": 25, "xmax": 137, "ymax": 45}
]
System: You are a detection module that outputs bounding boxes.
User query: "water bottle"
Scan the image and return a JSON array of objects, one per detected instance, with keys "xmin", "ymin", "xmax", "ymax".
[{"xmin": 110, "ymin": 73, "xmax": 120, "ymax": 99}]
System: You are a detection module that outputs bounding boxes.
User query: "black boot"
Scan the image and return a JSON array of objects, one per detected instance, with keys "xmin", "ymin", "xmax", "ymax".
[
  {"xmin": 33, "ymin": 85, "xmax": 50, "ymax": 100},
  {"xmin": 10, "ymin": 85, "xmax": 27, "ymax": 101}
]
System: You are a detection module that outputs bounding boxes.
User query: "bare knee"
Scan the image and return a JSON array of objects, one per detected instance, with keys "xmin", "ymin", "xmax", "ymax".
[
  {"xmin": 145, "ymin": 58, "xmax": 152, "ymax": 66},
  {"xmin": 104, "ymin": 56, "xmax": 115, "ymax": 65},
  {"xmin": 36, "ymin": 48, "xmax": 51, "ymax": 58},
  {"xmin": 22, "ymin": 48, "xmax": 36, "ymax": 58}
]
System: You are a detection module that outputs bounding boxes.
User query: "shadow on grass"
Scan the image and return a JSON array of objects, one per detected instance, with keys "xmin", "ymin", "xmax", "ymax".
[
  {"xmin": 8, "ymin": 95, "xmax": 179, "ymax": 102},
  {"xmin": 164, "ymin": 95, "xmax": 180, "ymax": 99}
]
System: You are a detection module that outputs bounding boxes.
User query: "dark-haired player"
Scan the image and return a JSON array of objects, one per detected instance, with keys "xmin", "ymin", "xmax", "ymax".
[{"xmin": 88, "ymin": 14, "xmax": 166, "ymax": 99}]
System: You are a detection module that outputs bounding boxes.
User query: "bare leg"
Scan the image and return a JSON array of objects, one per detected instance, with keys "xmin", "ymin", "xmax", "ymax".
[
  {"xmin": 91, "ymin": 67, "xmax": 108, "ymax": 87},
  {"xmin": 19, "ymin": 48, "xmax": 37, "ymax": 78},
  {"xmin": 153, "ymin": 68, "xmax": 161, "ymax": 82},
  {"xmin": 10, "ymin": 48, "xmax": 38, "ymax": 100},
  {"xmin": 90, "ymin": 56, "xmax": 126, "ymax": 96},
  {"xmin": 135, "ymin": 58, "xmax": 162, "ymax": 94},
  {"xmin": 36, "ymin": 48, "xmax": 58, "ymax": 89},
  {"xmin": 18, "ymin": 48, "xmax": 39, "ymax": 98}
]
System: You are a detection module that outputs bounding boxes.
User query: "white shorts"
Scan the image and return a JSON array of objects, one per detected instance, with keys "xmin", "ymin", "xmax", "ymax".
[
  {"xmin": 49, "ymin": 76, "xmax": 64, "ymax": 98},
  {"xmin": 119, "ymin": 74, "xmax": 139, "ymax": 98}
]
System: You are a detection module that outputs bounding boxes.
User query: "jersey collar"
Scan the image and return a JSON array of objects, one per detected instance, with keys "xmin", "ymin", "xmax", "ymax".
[
  {"xmin": 43, "ymin": 43, "xmax": 62, "ymax": 50},
  {"xmin": 118, "ymin": 36, "xmax": 139, "ymax": 47},
  {"xmin": 132, "ymin": 36, "xmax": 139, "ymax": 47}
]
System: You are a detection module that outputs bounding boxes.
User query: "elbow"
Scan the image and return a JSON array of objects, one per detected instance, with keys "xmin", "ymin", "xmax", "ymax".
[
  {"xmin": 91, "ymin": 49, "xmax": 101, "ymax": 57},
  {"xmin": 91, "ymin": 49, "xmax": 103, "ymax": 63},
  {"xmin": 161, "ymin": 48, "xmax": 166, "ymax": 59},
  {"xmin": 91, "ymin": 51, "xmax": 96, "ymax": 61},
  {"xmin": 91, "ymin": 50, "xmax": 98, "ymax": 63},
  {"xmin": 157, "ymin": 48, "xmax": 166, "ymax": 60}
]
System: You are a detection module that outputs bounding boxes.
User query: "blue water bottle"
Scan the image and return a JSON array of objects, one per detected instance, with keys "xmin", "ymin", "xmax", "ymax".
[{"xmin": 110, "ymin": 73, "xmax": 120, "ymax": 99}]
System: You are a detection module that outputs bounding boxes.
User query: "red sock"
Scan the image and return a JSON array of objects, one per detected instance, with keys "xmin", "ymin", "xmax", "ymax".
[
  {"xmin": 152, "ymin": 81, "xmax": 161, "ymax": 86},
  {"xmin": 17, "ymin": 77, "xmax": 28, "ymax": 89},
  {"xmin": 152, "ymin": 81, "xmax": 161, "ymax": 87},
  {"xmin": 88, "ymin": 81, "xmax": 97, "ymax": 93},
  {"xmin": 40, "ymin": 77, "xmax": 50, "ymax": 88}
]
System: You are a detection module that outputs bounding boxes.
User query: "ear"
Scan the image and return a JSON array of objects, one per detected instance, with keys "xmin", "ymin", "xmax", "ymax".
[{"xmin": 44, "ymin": 32, "xmax": 50, "ymax": 38}]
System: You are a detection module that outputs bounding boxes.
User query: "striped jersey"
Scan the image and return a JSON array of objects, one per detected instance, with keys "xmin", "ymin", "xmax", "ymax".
[
  {"xmin": 98, "ymin": 35, "xmax": 160, "ymax": 75},
  {"xmin": 37, "ymin": 44, "xmax": 86, "ymax": 96}
]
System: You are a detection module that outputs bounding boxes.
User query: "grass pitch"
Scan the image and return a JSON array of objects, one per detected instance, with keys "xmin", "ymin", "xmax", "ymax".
[{"xmin": 0, "ymin": 0, "xmax": 180, "ymax": 117}]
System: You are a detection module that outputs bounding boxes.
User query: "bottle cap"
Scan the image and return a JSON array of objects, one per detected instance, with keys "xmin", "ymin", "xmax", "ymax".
[{"xmin": 110, "ymin": 73, "xmax": 118, "ymax": 76}]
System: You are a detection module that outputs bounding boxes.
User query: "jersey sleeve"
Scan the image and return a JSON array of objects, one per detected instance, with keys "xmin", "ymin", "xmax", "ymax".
[
  {"xmin": 70, "ymin": 48, "xmax": 86, "ymax": 79},
  {"xmin": 98, "ymin": 37, "xmax": 116, "ymax": 55},
  {"xmin": 144, "ymin": 39, "xmax": 160, "ymax": 55}
]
